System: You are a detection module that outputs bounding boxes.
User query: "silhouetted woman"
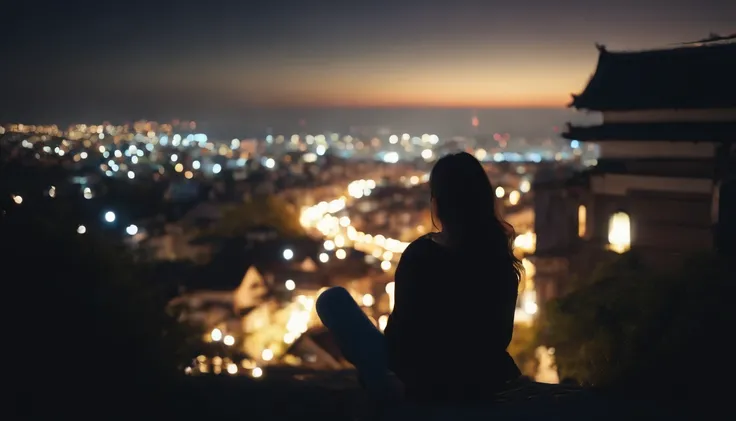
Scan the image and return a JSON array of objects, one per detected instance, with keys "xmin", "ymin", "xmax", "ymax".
[
  {"xmin": 316, "ymin": 152, "xmax": 523, "ymax": 404},
  {"xmin": 383, "ymin": 151, "xmax": 523, "ymax": 403}
]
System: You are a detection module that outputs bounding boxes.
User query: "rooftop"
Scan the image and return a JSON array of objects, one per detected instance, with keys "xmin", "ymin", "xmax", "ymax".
[{"xmin": 570, "ymin": 41, "xmax": 736, "ymax": 111}]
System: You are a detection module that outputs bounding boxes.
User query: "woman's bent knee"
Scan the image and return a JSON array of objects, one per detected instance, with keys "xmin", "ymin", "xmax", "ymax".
[
  {"xmin": 315, "ymin": 286, "xmax": 354, "ymax": 324},
  {"xmin": 316, "ymin": 286, "xmax": 351, "ymax": 310}
]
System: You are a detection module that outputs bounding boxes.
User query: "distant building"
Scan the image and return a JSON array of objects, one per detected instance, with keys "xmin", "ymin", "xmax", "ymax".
[
  {"xmin": 534, "ymin": 41, "xmax": 736, "ymax": 302},
  {"xmin": 165, "ymin": 179, "xmax": 202, "ymax": 202}
]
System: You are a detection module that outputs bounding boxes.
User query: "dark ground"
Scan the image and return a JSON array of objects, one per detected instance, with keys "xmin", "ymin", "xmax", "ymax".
[
  {"xmin": 176, "ymin": 370, "xmax": 667, "ymax": 420},
  {"xmin": 15, "ymin": 369, "xmax": 683, "ymax": 420}
]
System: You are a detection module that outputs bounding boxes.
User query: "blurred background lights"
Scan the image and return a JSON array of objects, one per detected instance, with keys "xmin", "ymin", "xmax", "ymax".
[
  {"xmin": 282, "ymin": 248, "xmax": 294, "ymax": 260},
  {"xmin": 126, "ymin": 224, "xmax": 138, "ymax": 235}
]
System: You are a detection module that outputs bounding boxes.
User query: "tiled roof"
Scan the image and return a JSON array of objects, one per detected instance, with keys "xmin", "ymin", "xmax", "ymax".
[{"xmin": 570, "ymin": 43, "xmax": 736, "ymax": 111}]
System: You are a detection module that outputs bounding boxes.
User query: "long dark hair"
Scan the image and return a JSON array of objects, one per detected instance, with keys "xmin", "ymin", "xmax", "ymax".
[{"xmin": 429, "ymin": 152, "xmax": 522, "ymax": 283}]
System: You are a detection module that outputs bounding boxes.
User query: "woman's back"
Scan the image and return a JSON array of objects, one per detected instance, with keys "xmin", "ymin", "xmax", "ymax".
[
  {"xmin": 384, "ymin": 233, "xmax": 520, "ymax": 402},
  {"xmin": 383, "ymin": 151, "xmax": 522, "ymax": 402}
]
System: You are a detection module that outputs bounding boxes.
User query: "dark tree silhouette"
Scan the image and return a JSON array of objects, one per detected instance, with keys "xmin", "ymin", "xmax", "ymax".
[
  {"xmin": 3, "ymin": 173, "xmax": 198, "ymax": 418},
  {"xmin": 209, "ymin": 195, "xmax": 306, "ymax": 239},
  {"xmin": 543, "ymin": 251, "xmax": 735, "ymax": 408}
]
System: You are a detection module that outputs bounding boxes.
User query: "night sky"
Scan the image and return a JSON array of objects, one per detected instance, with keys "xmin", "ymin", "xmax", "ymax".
[{"xmin": 1, "ymin": 0, "xmax": 733, "ymax": 124}]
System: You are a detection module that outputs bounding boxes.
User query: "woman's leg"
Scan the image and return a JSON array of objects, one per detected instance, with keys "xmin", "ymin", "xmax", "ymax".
[{"xmin": 316, "ymin": 287, "xmax": 404, "ymax": 402}]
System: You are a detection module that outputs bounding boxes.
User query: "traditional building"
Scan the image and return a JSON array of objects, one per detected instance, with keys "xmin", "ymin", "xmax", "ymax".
[
  {"xmin": 533, "ymin": 40, "xmax": 736, "ymax": 301},
  {"xmin": 530, "ymin": 164, "xmax": 584, "ymax": 305}
]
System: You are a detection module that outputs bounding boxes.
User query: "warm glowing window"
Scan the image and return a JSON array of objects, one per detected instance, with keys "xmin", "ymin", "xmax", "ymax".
[
  {"xmin": 607, "ymin": 212, "xmax": 631, "ymax": 253},
  {"xmin": 578, "ymin": 205, "xmax": 587, "ymax": 237}
]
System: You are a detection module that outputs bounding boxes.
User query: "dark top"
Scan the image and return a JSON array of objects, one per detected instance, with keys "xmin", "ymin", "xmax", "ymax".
[{"xmin": 384, "ymin": 234, "xmax": 521, "ymax": 403}]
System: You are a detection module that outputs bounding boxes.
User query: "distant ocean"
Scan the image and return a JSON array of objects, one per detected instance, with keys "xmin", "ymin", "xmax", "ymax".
[
  {"xmin": 2, "ymin": 104, "xmax": 600, "ymax": 140},
  {"xmin": 193, "ymin": 107, "xmax": 601, "ymax": 139}
]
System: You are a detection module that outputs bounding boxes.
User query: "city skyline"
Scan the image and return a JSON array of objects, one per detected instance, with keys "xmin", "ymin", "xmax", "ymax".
[{"xmin": 2, "ymin": 108, "xmax": 597, "ymax": 139}]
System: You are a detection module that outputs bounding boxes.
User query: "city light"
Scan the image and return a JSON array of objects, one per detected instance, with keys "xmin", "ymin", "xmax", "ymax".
[
  {"xmin": 226, "ymin": 363, "xmax": 238, "ymax": 374},
  {"xmin": 509, "ymin": 190, "xmax": 521, "ymax": 205},
  {"xmin": 382, "ymin": 152, "xmax": 399, "ymax": 163},
  {"xmin": 385, "ymin": 282, "xmax": 395, "ymax": 312},
  {"xmin": 282, "ymin": 248, "xmax": 294, "ymax": 260},
  {"xmin": 4, "ymin": 117, "xmax": 562, "ymax": 378},
  {"xmin": 362, "ymin": 294, "xmax": 375, "ymax": 307},
  {"xmin": 520, "ymin": 179, "xmax": 531, "ymax": 193},
  {"xmin": 378, "ymin": 315, "xmax": 389, "ymax": 331}
]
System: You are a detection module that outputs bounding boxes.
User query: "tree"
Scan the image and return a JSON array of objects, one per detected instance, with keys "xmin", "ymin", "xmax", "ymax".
[
  {"xmin": 3, "ymin": 188, "xmax": 199, "ymax": 418},
  {"xmin": 508, "ymin": 323, "xmax": 539, "ymax": 376},
  {"xmin": 209, "ymin": 195, "xmax": 306, "ymax": 239},
  {"xmin": 542, "ymin": 251, "xmax": 735, "ymax": 406}
]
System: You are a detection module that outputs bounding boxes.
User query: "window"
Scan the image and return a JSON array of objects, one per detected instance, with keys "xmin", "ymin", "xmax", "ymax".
[
  {"xmin": 578, "ymin": 205, "xmax": 587, "ymax": 237},
  {"xmin": 607, "ymin": 212, "xmax": 631, "ymax": 253}
]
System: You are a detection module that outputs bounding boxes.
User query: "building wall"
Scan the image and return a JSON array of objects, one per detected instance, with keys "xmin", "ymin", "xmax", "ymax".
[
  {"xmin": 590, "ymin": 173, "xmax": 712, "ymax": 196},
  {"xmin": 598, "ymin": 140, "xmax": 717, "ymax": 159},
  {"xmin": 620, "ymin": 159, "xmax": 716, "ymax": 178},
  {"xmin": 147, "ymin": 230, "xmax": 212, "ymax": 263},
  {"xmin": 587, "ymin": 189, "xmax": 713, "ymax": 264},
  {"xmin": 531, "ymin": 256, "xmax": 569, "ymax": 304},
  {"xmin": 602, "ymin": 108, "xmax": 736, "ymax": 124},
  {"xmin": 533, "ymin": 187, "xmax": 579, "ymax": 254}
]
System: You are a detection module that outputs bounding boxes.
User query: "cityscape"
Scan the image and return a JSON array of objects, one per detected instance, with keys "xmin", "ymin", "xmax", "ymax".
[
  {"xmin": 3, "ymin": 1, "xmax": 734, "ymax": 420},
  {"xmin": 2, "ymin": 117, "xmax": 579, "ymax": 363}
]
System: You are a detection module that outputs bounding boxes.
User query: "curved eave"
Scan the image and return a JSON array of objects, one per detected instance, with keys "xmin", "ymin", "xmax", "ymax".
[
  {"xmin": 567, "ymin": 45, "xmax": 610, "ymax": 110},
  {"xmin": 568, "ymin": 42, "xmax": 736, "ymax": 111}
]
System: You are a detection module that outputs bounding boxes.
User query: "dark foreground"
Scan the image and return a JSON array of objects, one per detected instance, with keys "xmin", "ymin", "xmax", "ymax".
[
  {"xmin": 178, "ymin": 370, "xmax": 666, "ymax": 420},
  {"xmin": 19, "ymin": 369, "xmax": 686, "ymax": 420}
]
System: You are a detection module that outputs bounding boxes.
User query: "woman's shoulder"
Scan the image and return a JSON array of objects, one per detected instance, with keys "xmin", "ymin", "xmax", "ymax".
[
  {"xmin": 406, "ymin": 233, "xmax": 436, "ymax": 250},
  {"xmin": 401, "ymin": 234, "xmax": 441, "ymax": 259}
]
